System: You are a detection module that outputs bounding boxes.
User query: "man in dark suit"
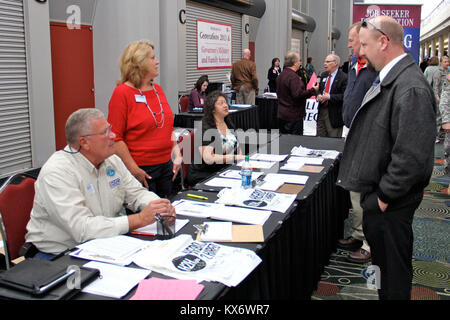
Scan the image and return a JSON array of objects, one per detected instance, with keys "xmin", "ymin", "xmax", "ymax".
[{"xmin": 316, "ymin": 54, "xmax": 348, "ymax": 137}]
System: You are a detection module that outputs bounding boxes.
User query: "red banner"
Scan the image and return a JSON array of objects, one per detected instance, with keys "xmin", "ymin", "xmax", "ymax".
[{"xmin": 353, "ymin": 4, "xmax": 421, "ymax": 28}]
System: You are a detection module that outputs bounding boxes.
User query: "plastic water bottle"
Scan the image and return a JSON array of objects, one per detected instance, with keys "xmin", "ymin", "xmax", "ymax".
[{"xmin": 241, "ymin": 156, "xmax": 252, "ymax": 189}]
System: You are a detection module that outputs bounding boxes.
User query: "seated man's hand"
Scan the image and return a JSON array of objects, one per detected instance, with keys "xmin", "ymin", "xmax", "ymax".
[{"xmin": 139, "ymin": 199, "xmax": 176, "ymax": 227}]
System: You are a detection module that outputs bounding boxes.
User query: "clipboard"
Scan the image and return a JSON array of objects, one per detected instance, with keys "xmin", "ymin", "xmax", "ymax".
[
  {"xmin": 276, "ymin": 183, "xmax": 305, "ymax": 195},
  {"xmin": 299, "ymin": 165, "xmax": 324, "ymax": 173},
  {"xmin": 196, "ymin": 225, "xmax": 264, "ymax": 243}
]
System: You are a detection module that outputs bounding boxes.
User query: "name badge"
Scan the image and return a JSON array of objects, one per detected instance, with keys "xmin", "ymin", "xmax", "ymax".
[
  {"xmin": 109, "ymin": 178, "xmax": 121, "ymax": 189},
  {"xmin": 87, "ymin": 184, "xmax": 95, "ymax": 195},
  {"xmin": 135, "ymin": 94, "xmax": 147, "ymax": 104}
]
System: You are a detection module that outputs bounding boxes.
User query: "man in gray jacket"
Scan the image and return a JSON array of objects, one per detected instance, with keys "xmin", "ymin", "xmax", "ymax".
[{"xmin": 337, "ymin": 17, "xmax": 436, "ymax": 300}]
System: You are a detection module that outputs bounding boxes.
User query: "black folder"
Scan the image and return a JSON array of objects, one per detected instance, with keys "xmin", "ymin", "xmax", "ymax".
[{"xmin": 0, "ymin": 258, "xmax": 100, "ymax": 300}]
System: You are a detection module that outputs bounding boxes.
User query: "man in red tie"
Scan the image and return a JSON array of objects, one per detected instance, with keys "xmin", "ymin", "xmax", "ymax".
[{"xmin": 316, "ymin": 54, "xmax": 347, "ymax": 137}]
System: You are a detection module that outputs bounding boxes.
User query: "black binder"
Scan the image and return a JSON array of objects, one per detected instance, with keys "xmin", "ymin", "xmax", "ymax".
[{"xmin": 0, "ymin": 259, "xmax": 100, "ymax": 300}]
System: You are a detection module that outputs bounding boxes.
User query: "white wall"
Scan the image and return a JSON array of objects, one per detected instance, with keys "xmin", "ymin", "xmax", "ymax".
[
  {"xmin": 23, "ymin": 0, "xmax": 56, "ymax": 167},
  {"xmin": 92, "ymin": 0, "xmax": 160, "ymax": 117},
  {"xmin": 254, "ymin": 0, "xmax": 291, "ymax": 92},
  {"xmin": 333, "ymin": 0, "xmax": 352, "ymax": 67},
  {"xmin": 160, "ymin": 0, "xmax": 184, "ymax": 112}
]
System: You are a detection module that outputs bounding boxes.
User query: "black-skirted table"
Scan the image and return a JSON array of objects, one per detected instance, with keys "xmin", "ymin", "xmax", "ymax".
[
  {"xmin": 191, "ymin": 134, "xmax": 350, "ymax": 299},
  {"xmin": 174, "ymin": 105, "xmax": 260, "ymax": 131},
  {"xmin": 255, "ymin": 95, "xmax": 279, "ymax": 130},
  {"xmin": 2, "ymin": 135, "xmax": 349, "ymax": 301}
]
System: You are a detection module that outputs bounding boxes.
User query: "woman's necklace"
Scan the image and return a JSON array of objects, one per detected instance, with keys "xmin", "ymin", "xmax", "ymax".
[{"xmin": 138, "ymin": 87, "xmax": 165, "ymax": 129}]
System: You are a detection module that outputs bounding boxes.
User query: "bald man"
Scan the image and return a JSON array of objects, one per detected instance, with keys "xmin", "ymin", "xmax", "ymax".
[
  {"xmin": 337, "ymin": 16, "xmax": 436, "ymax": 300},
  {"xmin": 231, "ymin": 49, "xmax": 258, "ymax": 105}
]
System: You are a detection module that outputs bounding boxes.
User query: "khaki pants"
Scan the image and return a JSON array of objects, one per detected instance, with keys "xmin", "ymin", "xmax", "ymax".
[
  {"xmin": 350, "ymin": 191, "xmax": 370, "ymax": 253},
  {"xmin": 317, "ymin": 107, "xmax": 343, "ymax": 138},
  {"xmin": 236, "ymin": 86, "xmax": 256, "ymax": 105}
]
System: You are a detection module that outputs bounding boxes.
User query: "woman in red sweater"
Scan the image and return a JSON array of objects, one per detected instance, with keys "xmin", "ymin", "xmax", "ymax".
[{"xmin": 108, "ymin": 40, "xmax": 182, "ymax": 198}]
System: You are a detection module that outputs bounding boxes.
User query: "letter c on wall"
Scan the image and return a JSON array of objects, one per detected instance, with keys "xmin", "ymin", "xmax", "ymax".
[{"xmin": 179, "ymin": 9, "xmax": 186, "ymax": 24}]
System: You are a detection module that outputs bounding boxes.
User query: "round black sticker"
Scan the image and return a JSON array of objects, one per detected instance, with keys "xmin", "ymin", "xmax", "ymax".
[{"xmin": 172, "ymin": 254, "xmax": 206, "ymax": 272}]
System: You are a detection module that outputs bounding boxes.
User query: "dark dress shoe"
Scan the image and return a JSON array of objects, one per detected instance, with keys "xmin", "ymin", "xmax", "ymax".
[
  {"xmin": 337, "ymin": 237, "xmax": 362, "ymax": 250},
  {"xmin": 346, "ymin": 248, "xmax": 371, "ymax": 263}
]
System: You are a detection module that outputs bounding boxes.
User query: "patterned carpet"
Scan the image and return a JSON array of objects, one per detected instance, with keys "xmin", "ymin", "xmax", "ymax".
[{"xmin": 312, "ymin": 143, "xmax": 450, "ymax": 300}]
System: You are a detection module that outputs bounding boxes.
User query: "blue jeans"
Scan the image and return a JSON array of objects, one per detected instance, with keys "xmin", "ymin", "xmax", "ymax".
[{"xmin": 34, "ymin": 252, "xmax": 56, "ymax": 261}]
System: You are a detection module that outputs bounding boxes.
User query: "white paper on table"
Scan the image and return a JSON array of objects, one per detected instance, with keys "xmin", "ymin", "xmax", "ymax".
[
  {"xmin": 219, "ymin": 169, "xmax": 264, "ymax": 180},
  {"xmin": 280, "ymin": 161, "xmax": 306, "ymax": 172},
  {"xmin": 216, "ymin": 188, "xmax": 296, "ymax": 214},
  {"xmin": 287, "ymin": 156, "xmax": 324, "ymax": 165},
  {"xmin": 82, "ymin": 261, "xmax": 151, "ymax": 299},
  {"xmin": 133, "ymin": 234, "xmax": 261, "ymax": 287},
  {"xmin": 264, "ymin": 173, "xmax": 309, "ymax": 185},
  {"xmin": 211, "ymin": 205, "xmax": 271, "ymax": 225},
  {"xmin": 201, "ymin": 222, "xmax": 233, "ymax": 242},
  {"xmin": 173, "ymin": 199, "xmax": 271, "ymax": 225},
  {"xmin": 290, "ymin": 146, "xmax": 340, "ymax": 159},
  {"xmin": 172, "ymin": 200, "xmax": 214, "ymax": 218},
  {"xmin": 249, "ymin": 153, "xmax": 288, "ymax": 162},
  {"xmin": 258, "ymin": 180, "xmax": 284, "ymax": 191},
  {"xmin": 70, "ymin": 235, "xmax": 149, "ymax": 266},
  {"xmin": 205, "ymin": 177, "xmax": 243, "ymax": 188},
  {"xmin": 236, "ymin": 160, "xmax": 276, "ymax": 169},
  {"xmin": 134, "ymin": 219, "xmax": 189, "ymax": 235}
]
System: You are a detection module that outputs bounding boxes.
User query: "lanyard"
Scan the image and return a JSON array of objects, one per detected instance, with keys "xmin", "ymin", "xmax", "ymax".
[{"xmin": 139, "ymin": 88, "xmax": 165, "ymax": 129}]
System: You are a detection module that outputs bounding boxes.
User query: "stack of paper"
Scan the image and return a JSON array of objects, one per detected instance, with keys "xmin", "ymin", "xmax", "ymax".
[
  {"xmin": 290, "ymin": 146, "xmax": 340, "ymax": 159},
  {"xmin": 258, "ymin": 173, "xmax": 309, "ymax": 191},
  {"xmin": 82, "ymin": 261, "xmax": 151, "ymax": 299},
  {"xmin": 216, "ymin": 188, "xmax": 296, "ymax": 214},
  {"xmin": 263, "ymin": 92, "xmax": 277, "ymax": 98},
  {"xmin": 172, "ymin": 200, "xmax": 271, "ymax": 225},
  {"xmin": 288, "ymin": 156, "xmax": 324, "ymax": 165},
  {"xmin": 281, "ymin": 155, "xmax": 324, "ymax": 171},
  {"xmin": 249, "ymin": 153, "xmax": 288, "ymax": 162},
  {"xmin": 131, "ymin": 278, "xmax": 204, "ymax": 300},
  {"xmin": 204, "ymin": 177, "xmax": 242, "ymax": 189},
  {"xmin": 70, "ymin": 235, "xmax": 149, "ymax": 266},
  {"xmin": 236, "ymin": 159, "xmax": 276, "ymax": 169},
  {"xmin": 201, "ymin": 222, "xmax": 233, "ymax": 242}
]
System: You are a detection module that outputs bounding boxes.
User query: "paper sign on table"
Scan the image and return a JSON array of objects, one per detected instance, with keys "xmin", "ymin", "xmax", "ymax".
[
  {"xmin": 197, "ymin": 225, "xmax": 264, "ymax": 243},
  {"xmin": 131, "ymin": 278, "xmax": 204, "ymax": 300}
]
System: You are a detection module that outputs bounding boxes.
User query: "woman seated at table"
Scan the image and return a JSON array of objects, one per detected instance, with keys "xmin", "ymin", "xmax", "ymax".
[
  {"xmin": 108, "ymin": 39, "xmax": 182, "ymax": 198},
  {"xmin": 187, "ymin": 91, "xmax": 245, "ymax": 186},
  {"xmin": 188, "ymin": 75, "xmax": 209, "ymax": 111}
]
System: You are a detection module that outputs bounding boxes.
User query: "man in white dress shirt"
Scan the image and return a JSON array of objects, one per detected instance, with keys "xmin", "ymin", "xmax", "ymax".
[{"xmin": 25, "ymin": 108, "xmax": 176, "ymax": 257}]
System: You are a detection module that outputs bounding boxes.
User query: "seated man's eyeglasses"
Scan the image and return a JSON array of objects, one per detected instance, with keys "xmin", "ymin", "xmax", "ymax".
[
  {"xmin": 362, "ymin": 19, "xmax": 390, "ymax": 41},
  {"xmin": 82, "ymin": 124, "xmax": 112, "ymax": 137}
]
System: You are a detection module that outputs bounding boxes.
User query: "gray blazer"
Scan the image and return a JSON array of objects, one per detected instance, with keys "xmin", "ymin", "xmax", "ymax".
[{"xmin": 337, "ymin": 54, "xmax": 436, "ymax": 204}]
